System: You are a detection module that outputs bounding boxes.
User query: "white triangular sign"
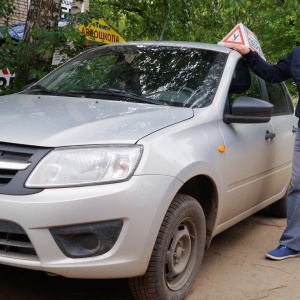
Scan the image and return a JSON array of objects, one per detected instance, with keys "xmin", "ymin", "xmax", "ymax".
[
  {"xmin": 222, "ymin": 25, "xmax": 245, "ymax": 45},
  {"xmin": 218, "ymin": 23, "xmax": 265, "ymax": 60}
]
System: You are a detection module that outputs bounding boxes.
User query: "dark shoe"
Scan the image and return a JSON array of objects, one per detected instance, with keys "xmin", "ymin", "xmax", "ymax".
[{"xmin": 266, "ymin": 245, "xmax": 298, "ymax": 260}]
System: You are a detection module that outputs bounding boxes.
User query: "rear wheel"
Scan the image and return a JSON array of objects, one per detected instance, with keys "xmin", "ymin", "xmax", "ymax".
[
  {"xmin": 269, "ymin": 195, "xmax": 287, "ymax": 218},
  {"xmin": 129, "ymin": 194, "xmax": 206, "ymax": 300},
  {"xmin": 269, "ymin": 184, "xmax": 289, "ymax": 218}
]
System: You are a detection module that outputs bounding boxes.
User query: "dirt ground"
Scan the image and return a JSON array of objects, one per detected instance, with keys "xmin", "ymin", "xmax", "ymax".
[
  {"xmin": 187, "ymin": 209, "xmax": 300, "ymax": 300},
  {"xmin": 1, "ymin": 209, "xmax": 300, "ymax": 300}
]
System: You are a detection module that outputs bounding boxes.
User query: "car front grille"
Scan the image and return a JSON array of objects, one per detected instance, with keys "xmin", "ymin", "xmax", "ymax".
[
  {"xmin": 0, "ymin": 142, "xmax": 52, "ymax": 195},
  {"xmin": 0, "ymin": 169, "xmax": 17, "ymax": 186},
  {"xmin": 0, "ymin": 153, "xmax": 33, "ymax": 187},
  {"xmin": 0, "ymin": 143, "xmax": 37, "ymax": 186},
  {"xmin": 0, "ymin": 220, "xmax": 38, "ymax": 261}
]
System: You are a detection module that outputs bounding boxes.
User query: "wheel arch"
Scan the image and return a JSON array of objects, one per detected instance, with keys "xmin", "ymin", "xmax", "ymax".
[{"xmin": 178, "ymin": 175, "xmax": 218, "ymax": 248}]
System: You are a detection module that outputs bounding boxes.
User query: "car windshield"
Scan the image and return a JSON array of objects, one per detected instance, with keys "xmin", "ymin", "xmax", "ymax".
[{"xmin": 25, "ymin": 44, "xmax": 227, "ymax": 108}]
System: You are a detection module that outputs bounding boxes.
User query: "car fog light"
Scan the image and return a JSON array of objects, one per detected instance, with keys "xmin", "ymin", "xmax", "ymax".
[
  {"xmin": 49, "ymin": 220, "xmax": 123, "ymax": 258},
  {"xmin": 78, "ymin": 233, "xmax": 99, "ymax": 250}
]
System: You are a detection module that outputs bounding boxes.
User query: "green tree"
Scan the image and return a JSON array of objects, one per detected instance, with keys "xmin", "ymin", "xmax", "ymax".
[
  {"xmin": 87, "ymin": 0, "xmax": 300, "ymax": 96},
  {"xmin": 215, "ymin": 0, "xmax": 300, "ymax": 60},
  {"xmin": 89, "ymin": 0, "xmax": 300, "ymax": 60},
  {"xmin": 0, "ymin": 0, "xmax": 15, "ymax": 25},
  {"xmin": 0, "ymin": 0, "xmax": 89, "ymax": 94},
  {"xmin": 89, "ymin": 0, "xmax": 220, "ymax": 42},
  {"xmin": 2, "ymin": 0, "xmax": 300, "ymax": 95}
]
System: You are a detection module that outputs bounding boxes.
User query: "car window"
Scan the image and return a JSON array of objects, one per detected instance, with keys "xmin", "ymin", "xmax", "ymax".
[
  {"xmin": 25, "ymin": 45, "xmax": 227, "ymax": 108},
  {"xmin": 264, "ymin": 82, "xmax": 294, "ymax": 115},
  {"xmin": 227, "ymin": 59, "xmax": 262, "ymax": 112}
]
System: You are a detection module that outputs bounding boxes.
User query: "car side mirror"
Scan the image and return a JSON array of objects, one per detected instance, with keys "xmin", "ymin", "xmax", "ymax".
[
  {"xmin": 223, "ymin": 96, "xmax": 274, "ymax": 124},
  {"xmin": 22, "ymin": 74, "xmax": 38, "ymax": 90}
]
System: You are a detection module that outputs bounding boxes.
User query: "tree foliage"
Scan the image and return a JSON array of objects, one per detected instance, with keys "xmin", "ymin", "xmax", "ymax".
[
  {"xmin": 89, "ymin": 0, "xmax": 300, "ymax": 95},
  {"xmin": 90, "ymin": 0, "xmax": 300, "ymax": 61},
  {"xmin": 0, "ymin": 0, "xmax": 15, "ymax": 24},
  {"xmin": 90, "ymin": 0, "xmax": 219, "ymax": 42},
  {"xmin": 0, "ymin": 1, "xmax": 98, "ymax": 94},
  {"xmin": 2, "ymin": 0, "xmax": 300, "ymax": 95}
]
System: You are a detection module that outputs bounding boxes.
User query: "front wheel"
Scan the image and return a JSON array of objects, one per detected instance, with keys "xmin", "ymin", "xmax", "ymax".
[{"xmin": 129, "ymin": 194, "xmax": 206, "ymax": 300}]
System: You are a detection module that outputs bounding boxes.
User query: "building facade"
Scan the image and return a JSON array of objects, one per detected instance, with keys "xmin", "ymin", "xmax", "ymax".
[{"xmin": 0, "ymin": 0, "xmax": 90, "ymax": 26}]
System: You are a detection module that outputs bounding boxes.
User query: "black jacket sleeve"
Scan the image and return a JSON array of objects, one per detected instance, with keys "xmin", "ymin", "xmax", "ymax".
[
  {"xmin": 243, "ymin": 50, "xmax": 292, "ymax": 83},
  {"xmin": 291, "ymin": 46, "xmax": 300, "ymax": 89}
]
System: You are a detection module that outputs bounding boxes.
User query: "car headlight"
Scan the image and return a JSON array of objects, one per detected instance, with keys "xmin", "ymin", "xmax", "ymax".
[{"xmin": 25, "ymin": 145, "xmax": 143, "ymax": 188}]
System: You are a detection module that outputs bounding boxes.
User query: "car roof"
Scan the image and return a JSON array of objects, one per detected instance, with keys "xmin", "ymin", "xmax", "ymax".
[{"xmin": 98, "ymin": 41, "xmax": 231, "ymax": 54}]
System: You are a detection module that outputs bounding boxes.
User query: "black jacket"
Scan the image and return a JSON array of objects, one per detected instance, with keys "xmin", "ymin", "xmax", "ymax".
[{"xmin": 243, "ymin": 47, "xmax": 300, "ymax": 121}]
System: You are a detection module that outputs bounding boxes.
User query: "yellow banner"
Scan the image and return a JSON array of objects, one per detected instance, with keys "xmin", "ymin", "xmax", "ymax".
[{"xmin": 79, "ymin": 18, "xmax": 125, "ymax": 44}]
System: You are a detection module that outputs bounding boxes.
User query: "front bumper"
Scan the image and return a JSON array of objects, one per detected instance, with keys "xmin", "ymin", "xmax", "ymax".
[{"xmin": 0, "ymin": 175, "xmax": 182, "ymax": 278}]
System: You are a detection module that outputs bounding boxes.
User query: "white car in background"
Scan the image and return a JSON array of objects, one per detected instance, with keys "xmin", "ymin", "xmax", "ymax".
[{"xmin": 0, "ymin": 41, "xmax": 296, "ymax": 300}]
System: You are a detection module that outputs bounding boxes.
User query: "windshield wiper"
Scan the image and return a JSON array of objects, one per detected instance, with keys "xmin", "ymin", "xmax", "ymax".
[
  {"xmin": 59, "ymin": 88, "xmax": 165, "ymax": 105},
  {"xmin": 27, "ymin": 84, "xmax": 58, "ymax": 95}
]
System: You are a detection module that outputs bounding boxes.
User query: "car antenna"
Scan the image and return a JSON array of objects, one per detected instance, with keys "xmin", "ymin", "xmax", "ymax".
[{"xmin": 157, "ymin": 4, "xmax": 171, "ymax": 41}]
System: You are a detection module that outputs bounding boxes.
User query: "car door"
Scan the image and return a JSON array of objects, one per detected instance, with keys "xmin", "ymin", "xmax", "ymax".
[
  {"xmin": 263, "ymin": 81, "xmax": 298, "ymax": 199},
  {"xmin": 218, "ymin": 59, "xmax": 275, "ymax": 224}
]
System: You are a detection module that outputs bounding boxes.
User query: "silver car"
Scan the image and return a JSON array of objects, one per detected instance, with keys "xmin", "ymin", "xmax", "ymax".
[{"xmin": 0, "ymin": 41, "xmax": 296, "ymax": 299}]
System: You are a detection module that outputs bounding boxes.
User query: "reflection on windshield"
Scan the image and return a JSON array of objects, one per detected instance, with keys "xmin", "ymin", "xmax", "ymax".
[{"xmin": 26, "ymin": 45, "xmax": 227, "ymax": 108}]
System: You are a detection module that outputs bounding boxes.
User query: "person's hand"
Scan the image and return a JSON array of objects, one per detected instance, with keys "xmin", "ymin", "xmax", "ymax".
[{"xmin": 224, "ymin": 44, "xmax": 250, "ymax": 55}]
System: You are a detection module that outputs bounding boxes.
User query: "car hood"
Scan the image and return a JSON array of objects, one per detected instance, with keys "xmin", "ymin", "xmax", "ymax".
[{"xmin": 0, "ymin": 94, "xmax": 194, "ymax": 147}]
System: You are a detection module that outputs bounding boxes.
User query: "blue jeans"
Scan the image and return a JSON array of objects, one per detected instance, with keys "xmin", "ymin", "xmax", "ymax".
[{"xmin": 280, "ymin": 129, "xmax": 300, "ymax": 251}]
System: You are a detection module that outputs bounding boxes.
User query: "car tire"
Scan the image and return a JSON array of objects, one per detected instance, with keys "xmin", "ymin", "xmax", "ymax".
[
  {"xmin": 128, "ymin": 193, "xmax": 206, "ymax": 300},
  {"xmin": 269, "ymin": 193, "xmax": 287, "ymax": 218}
]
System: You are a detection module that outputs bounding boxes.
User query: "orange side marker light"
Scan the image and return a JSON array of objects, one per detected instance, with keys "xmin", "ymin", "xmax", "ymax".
[{"xmin": 218, "ymin": 145, "xmax": 226, "ymax": 153}]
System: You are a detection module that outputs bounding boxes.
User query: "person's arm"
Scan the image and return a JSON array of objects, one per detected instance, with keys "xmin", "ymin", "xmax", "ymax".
[
  {"xmin": 225, "ymin": 44, "xmax": 292, "ymax": 83},
  {"xmin": 291, "ymin": 47, "xmax": 300, "ymax": 88}
]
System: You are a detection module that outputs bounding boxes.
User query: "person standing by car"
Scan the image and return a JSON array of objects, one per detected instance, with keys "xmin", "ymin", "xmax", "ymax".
[{"xmin": 225, "ymin": 43, "xmax": 300, "ymax": 260}]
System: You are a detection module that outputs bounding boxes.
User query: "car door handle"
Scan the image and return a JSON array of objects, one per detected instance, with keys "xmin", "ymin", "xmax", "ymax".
[
  {"xmin": 292, "ymin": 125, "xmax": 298, "ymax": 133},
  {"xmin": 265, "ymin": 130, "xmax": 276, "ymax": 140}
]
